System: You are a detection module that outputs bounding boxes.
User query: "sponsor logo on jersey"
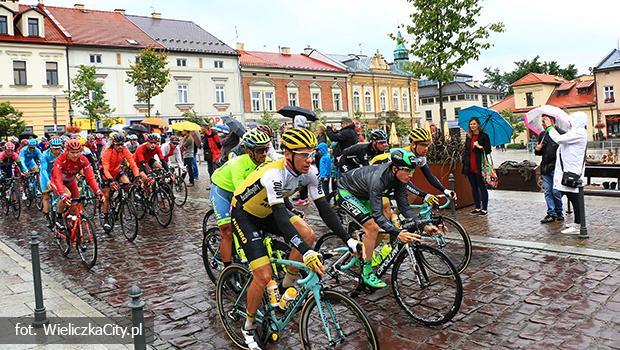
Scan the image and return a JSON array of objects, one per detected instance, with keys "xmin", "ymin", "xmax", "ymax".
[
  {"xmin": 239, "ymin": 182, "xmax": 262, "ymax": 202},
  {"xmin": 341, "ymin": 200, "xmax": 362, "ymax": 216},
  {"xmin": 272, "ymin": 180, "xmax": 283, "ymax": 197}
]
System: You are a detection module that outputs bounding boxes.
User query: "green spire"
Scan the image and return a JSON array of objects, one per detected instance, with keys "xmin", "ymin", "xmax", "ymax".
[{"xmin": 394, "ymin": 31, "xmax": 409, "ymax": 61}]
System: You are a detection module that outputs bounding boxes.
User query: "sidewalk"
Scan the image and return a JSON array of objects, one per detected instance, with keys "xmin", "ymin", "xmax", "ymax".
[{"xmin": 0, "ymin": 240, "xmax": 129, "ymax": 350}]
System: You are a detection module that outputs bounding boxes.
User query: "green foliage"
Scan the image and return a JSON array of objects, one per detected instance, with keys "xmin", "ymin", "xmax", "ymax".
[
  {"xmin": 506, "ymin": 143, "xmax": 526, "ymax": 150},
  {"xmin": 426, "ymin": 133, "xmax": 465, "ymax": 168},
  {"xmin": 0, "ymin": 102, "xmax": 25, "ymax": 139},
  {"xmin": 380, "ymin": 110, "xmax": 410, "ymax": 137},
  {"xmin": 501, "ymin": 109, "xmax": 525, "ymax": 143},
  {"xmin": 257, "ymin": 111, "xmax": 280, "ymax": 131},
  {"xmin": 126, "ymin": 48, "xmax": 170, "ymax": 117},
  {"xmin": 392, "ymin": 0, "xmax": 504, "ymax": 134},
  {"xmin": 67, "ymin": 65, "xmax": 114, "ymax": 130},
  {"xmin": 182, "ymin": 110, "xmax": 207, "ymax": 126},
  {"xmin": 483, "ymin": 56, "xmax": 579, "ymax": 94},
  {"xmin": 101, "ymin": 116, "xmax": 123, "ymax": 128}
]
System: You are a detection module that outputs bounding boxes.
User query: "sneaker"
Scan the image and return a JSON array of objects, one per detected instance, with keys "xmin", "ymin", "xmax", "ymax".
[
  {"xmin": 187, "ymin": 183, "xmax": 194, "ymax": 187},
  {"xmin": 293, "ymin": 199, "xmax": 308, "ymax": 206},
  {"xmin": 21, "ymin": 193, "xmax": 27, "ymax": 200},
  {"xmin": 470, "ymin": 209, "xmax": 481, "ymax": 215},
  {"xmin": 555, "ymin": 215, "xmax": 565, "ymax": 222},
  {"xmin": 103, "ymin": 216, "xmax": 112, "ymax": 232},
  {"xmin": 561, "ymin": 223, "xmax": 578, "ymax": 234},
  {"xmin": 540, "ymin": 215, "xmax": 555, "ymax": 224},
  {"xmin": 478, "ymin": 210, "xmax": 488, "ymax": 216},
  {"xmin": 240, "ymin": 326, "xmax": 263, "ymax": 350}
]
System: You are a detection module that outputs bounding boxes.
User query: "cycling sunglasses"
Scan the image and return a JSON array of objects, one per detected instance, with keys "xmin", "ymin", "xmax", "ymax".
[
  {"xmin": 396, "ymin": 166, "xmax": 416, "ymax": 174},
  {"xmin": 292, "ymin": 150, "xmax": 316, "ymax": 159},
  {"xmin": 253, "ymin": 147, "xmax": 268, "ymax": 154}
]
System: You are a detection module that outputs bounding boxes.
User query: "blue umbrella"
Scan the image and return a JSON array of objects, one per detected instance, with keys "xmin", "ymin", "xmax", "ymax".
[{"xmin": 457, "ymin": 106, "xmax": 513, "ymax": 146}]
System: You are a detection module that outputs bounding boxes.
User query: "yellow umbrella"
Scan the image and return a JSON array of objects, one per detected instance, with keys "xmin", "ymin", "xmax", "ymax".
[
  {"xmin": 389, "ymin": 122, "xmax": 399, "ymax": 146},
  {"xmin": 141, "ymin": 117, "xmax": 169, "ymax": 127},
  {"xmin": 171, "ymin": 121, "xmax": 201, "ymax": 131}
]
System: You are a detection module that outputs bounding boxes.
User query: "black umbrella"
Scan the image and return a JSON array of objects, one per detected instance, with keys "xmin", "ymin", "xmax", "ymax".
[
  {"xmin": 127, "ymin": 124, "xmax": 149, "ymax": 133},
  {"xmin": 19, "ymin": 132, "xmax": 38, "ymax": 140},
  {"xmin": 277, "ymin": 106, "xmax": 318, "ymax": 121},
  {"xmin": 95, "ymin": 128, "xmax": 114, "ymax": 134},
  {"xmin": 222, "ymin": 115, "xmax": 246, "ymax": 137}
]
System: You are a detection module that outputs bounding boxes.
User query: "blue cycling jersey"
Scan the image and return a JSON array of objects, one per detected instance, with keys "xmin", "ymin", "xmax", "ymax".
[
  {"xmin": 18, "ymin": 147, "xmax": 43, "ymax": 172},
  {"xmin": 40, "ymin": 148, "xmax": 62, "ymax": 192}
]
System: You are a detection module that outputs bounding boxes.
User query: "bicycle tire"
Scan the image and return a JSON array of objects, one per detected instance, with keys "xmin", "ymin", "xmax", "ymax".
[
  {"xmin": 9, "ymin": 186, "xmax": 20, "ymax": 219},
  {"xmin": 35, "ymin": 180, "xmax": 43, "ymax": 211},
  {"xmin": 119, "ymin": 201, "xmax": 139, "ymax": 242},
  {"xmin": 203, "ymin": 228, "xmax": 223, "ymax": 284},
  {"xmin": 202, "ymin": 209, "xmax": 215, "ymax": 236},
  {"xmin": 426, "ymin": 216, "xmax": 471, "ymax": 275},
  {"xmin": 76, "ymin": 216, "xmax": 97, "ymax": 270},
  {"xmin": 391, "ymin": 244, "xmax": 462, "ymax": 326},
  {"xmin": 24, "ymin": 180, "xmax": 34, "ymax": 208},
  {"xmin": 153, "ymin": 188, "xmax": 173, "ymax": 227},
  {"xmin": 53, "ymin": 213, "xmax": 70, "ymax": 257},
  {"xmin": 172, "ymin": 178, "xmax": 188, "ymax": 207},
  {"xmin": 299, "ymin": 289, "xmax": 379, "ymax": 350},
  {"xmin": 130, "ymin": 187, "xmax": 147, "ymax": 220}
]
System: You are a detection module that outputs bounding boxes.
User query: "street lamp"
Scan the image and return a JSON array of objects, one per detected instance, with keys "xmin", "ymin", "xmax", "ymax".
[{"xmin": 68, "ymin": 107, "xmax": 74, "ymax": 126}]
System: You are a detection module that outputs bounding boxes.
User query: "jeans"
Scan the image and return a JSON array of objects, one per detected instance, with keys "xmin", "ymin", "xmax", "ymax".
[
  {"xmin": 321, "ymin": 178, "xmax": 331, "ymax": 197},
  {"xmin": 192, "ymin": 157, "xmax": 199, "ymax": 180},
  {"xmin": 466, "ymin": 172, "xmax": 488, "ymax": 210},
  {"xmin": 183, "ymin": 157, "xmax": 195, "ymax": 184},
  {"xmin": 562, "ymin": 192, "xmax": 581, "ymax": 224},
  {"xmin": 541, "ymin": 173, "xmax": 563, "ymax": 217}
]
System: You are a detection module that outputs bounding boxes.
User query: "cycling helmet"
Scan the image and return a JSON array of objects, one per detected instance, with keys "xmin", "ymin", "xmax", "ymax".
[
  {"xmin": 112, "ymin": 134, "xmax": 126, "ymax": 145},
  {"xmin": 27, "ymin": 139, "xmax": 37, "ymax": 147},
  {"xmin": 95, "ymin": 133, "xmax": 104, "ymax": 140},
  {"xmin": 65, "ymin": 139, "xmax": 83, "ymax": 151},
  {"xmin": 243, "ymin": 130, "xmax": 271, "ymax": 149},
  {"xmin": 147, "ymin": 133, "xmax": 161, "ymax": 142},
  {"xmin": 370, "ymin": 129, "xmax": 388, "ymax": 141},
  {"xmin": 8, "ymin": 136, "xmax": 18, "ymax": 144},
  {"xmin": 256, "ymin": 125, "xmax": 274, "ymax": 137},
  {"xmin": 408, "ymin": 128, "xmax": 432, "ymax": 143},
  {"xmin": 21, "ymin": 139, "xmax": 28, "ymax": 146},
  {"xmin": 127, "ymin": 134, "xmax": 138, "ymax": 140},
  {"xmin": 41, "ymin": 136, "xmax": 48, "ymax": 142},
  {"xmin": 170, "ymin": 136, "xmax": 181, "ymax": 144},
  {"xmin": 212, "ymin": 124, "xmax": 230, "ymax": 134},
  {"xmin": 5, "ymin": 142, "xmax": 15, "ymax": 151},
  {"xmin": 390, "ymin": 148, "xmax": 419, "ymax": 168},
  {"xmin": 50, "ymin": 138, "xmax": 63, "ymax": 147},
  {"xmin": 281, "ymin": 128, "xmax": 317, "ymax": 150}
]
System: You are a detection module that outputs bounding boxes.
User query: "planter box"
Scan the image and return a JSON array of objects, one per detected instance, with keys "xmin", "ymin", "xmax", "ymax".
[
  {"xmin": 407, "ymin": 163, "xmax": 474, "ymax": 208},
  {"xmin": 497, "ymin": 167, "xmax": 539, "ymax": 192}
]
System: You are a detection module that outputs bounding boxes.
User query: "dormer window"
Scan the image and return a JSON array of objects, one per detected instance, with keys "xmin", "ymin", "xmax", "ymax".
[
  {"xmin": 27, "ymin": 18, "xmax": 39, "ymax": 36},
  {"xmin": 0, "ymin": 15, "xmax": 8, "ymax": 35}
]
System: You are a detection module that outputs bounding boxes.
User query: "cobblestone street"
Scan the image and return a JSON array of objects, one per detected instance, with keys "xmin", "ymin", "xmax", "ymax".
[{"xmin": 1, "ymin": 181, "xmax": 619, "ymax": 349}]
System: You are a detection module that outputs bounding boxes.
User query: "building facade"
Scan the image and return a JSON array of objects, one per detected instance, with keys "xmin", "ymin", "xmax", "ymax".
[{"xmin": 593, "ymin": 49, "xmax": 620, "ymax": 139}]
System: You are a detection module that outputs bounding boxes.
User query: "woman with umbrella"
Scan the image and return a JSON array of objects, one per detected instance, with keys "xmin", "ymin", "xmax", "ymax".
[{"xmin": 462, "ymin": 117, "xmax": 492, "ymax": 215}]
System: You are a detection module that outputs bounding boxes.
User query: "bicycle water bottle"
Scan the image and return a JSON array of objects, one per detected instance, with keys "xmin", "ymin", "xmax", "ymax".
[
  {"xmin": 266, "ymin": 279, "xmax": 280, "ymax": 307},
  {"xmin": 279, "ymin": 287, "xmax": 298, "ymax": 310}
]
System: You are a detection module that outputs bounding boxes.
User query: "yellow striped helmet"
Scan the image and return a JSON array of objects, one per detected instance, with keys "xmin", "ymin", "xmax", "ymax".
[
  {"xmin": 281, "ymin": 127, "xmax": 317, "ymax": 150},
  {"xmin": 408, "ymin": 128, "xmax": 432, "ymax": 143}
]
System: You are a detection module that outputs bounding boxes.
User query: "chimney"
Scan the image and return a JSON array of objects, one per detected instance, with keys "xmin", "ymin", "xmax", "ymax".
[
  {"xmin": 74, "ymin": 3, "xmax": 84, "ymax": 10},
  {"xmin": 280, "ymin": 46, "xmax": 291, "ymax": 55},
  {"xmin": 235, "ymin": 42, "xmax": 245, "ymax": 51},
  {"xmin": 303, "ymin": 46, "xmax": 313, "ymax": 56},
  {"xmin": 114, "ymin": 9, "xmax": 125, "ymax": 15},
  {"xmin": 151, "ymin": 12, "xmax": 161, "ymax": 19}
]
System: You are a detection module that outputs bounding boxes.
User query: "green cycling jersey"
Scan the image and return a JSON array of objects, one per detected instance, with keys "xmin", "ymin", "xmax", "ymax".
[{"xmin": 210, "ymin": 154, "xmax": 267, "ymax": 193}]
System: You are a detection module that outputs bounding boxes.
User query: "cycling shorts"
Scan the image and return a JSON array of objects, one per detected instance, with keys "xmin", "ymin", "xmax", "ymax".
[
  {"xmin": 231, "ymin": 202, "xmax": 301, "ymax": 271},
  {"xmin": 336, "ymin": 188, "xmax": 373, "ymax": 226},
  {"xmin": 100, "ymin": 169, "xmax": 126, "ymax": 187},
  {"xmin": 40, "ymin": 171, "xmax": 52, "ymax": 192},
  {"xmin": 210, "ymin": 183, "xmax": 233, "ymax": 226},
  {"xmin": 49, "ymin": 179, "xmax": 80, "ymax": 199}
]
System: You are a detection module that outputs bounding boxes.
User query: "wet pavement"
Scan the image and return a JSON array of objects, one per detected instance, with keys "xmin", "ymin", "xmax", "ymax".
[{"xmin": 1, "ymin": 179, "xmax": 619, "ymax": 349}]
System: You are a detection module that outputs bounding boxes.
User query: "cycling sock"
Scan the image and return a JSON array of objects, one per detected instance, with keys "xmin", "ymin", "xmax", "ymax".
[
  {"xmin": 245, "ymin": 310, "xmax": 256, "ymax": 330},
  {"xmin": 362, "ymin": 260, "xmax": 373, "ymax": 275},
  {"xmin": 282, "ymin": 272, "xmax": 300, "ymax": 288}
]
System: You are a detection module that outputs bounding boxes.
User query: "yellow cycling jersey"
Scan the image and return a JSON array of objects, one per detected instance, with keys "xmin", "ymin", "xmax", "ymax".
[{"xmin": 232, "ymin": 158, "xmax": 323, "ymax": 218}]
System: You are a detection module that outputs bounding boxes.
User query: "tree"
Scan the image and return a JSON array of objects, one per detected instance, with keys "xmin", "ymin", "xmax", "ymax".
[
  {"xmin": 0, "ymin": 102, "xmax": 25, "ymax": 139},
  {"xmin": 501, "ymin": 109, "xmax": 525, "ymax": 143},
  {"xmin": 182, "ymin": 110, "xmax": 207, "ymax": 126},
  {"xmin": 393, "ymin": 0, "xmax": 504, "ymax": 136},
  {"xmin": 67, "ymin": 65, "xmax": 114, "ymax": 130},
  {"xmin": 257, "ymin": 111, "xmax": 280, "ymax": 131},
  {"xmin": 126, "ymin": 48, "xmax": 170, "ymax": 118},
  {"xmin": 101, "ymin": 116, "xmax": 123, "ymax": 128},
  {"xmin": 380, "ymin": 110, "xmax": 410, "ymax": 137},
  {"xmin": 483, "ymin": 56, "xmax": 579, "ymax": 94}
]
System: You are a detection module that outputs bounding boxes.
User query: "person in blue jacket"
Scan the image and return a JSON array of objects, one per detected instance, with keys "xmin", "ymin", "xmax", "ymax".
[
  {"xmin": 317, "ymin": 142, "xmax": 332, "ymax": 196},
  {"xmin": 19, "ymin": 139, "xmax": 43, "ymax": 174}
]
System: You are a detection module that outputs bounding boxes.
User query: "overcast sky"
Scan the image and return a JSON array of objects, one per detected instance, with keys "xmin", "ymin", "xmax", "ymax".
[{"xmin": 28, "ymin": 0, "xmax": 620, "ymax": 80}]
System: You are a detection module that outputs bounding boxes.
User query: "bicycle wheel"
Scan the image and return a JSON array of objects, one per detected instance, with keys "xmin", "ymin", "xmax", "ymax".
[
  {"xmin": 53, "ymin": 213, "xmax": 70, "ymax": 257},
  {"xmin": 300, "ymin": 289, "xmax": 379, "ymax": 349},
  {"xmin": 24, "ymin": 181, "xmax": 34, "ymax": 208},
  {"xmin": 172, "ymin": 178, "xmax": 188, "ymax": 207},
  {"xmin": 9, "ymin": 186, "xmax": 21, "ymax": 219},
  {"xmin": 76, "ymin": 216, "xmax": 97, "ymax": 270},
  {"xmin": 153, "ymin": 189, "xmax": 173, "ymax": 227},
  {"xmin": 425, "ymin": 217, "xmax": 471, "ymax": 275},
  {"xmin": 35, "ymin": 181, "xmax": 43, "ymax": 211},
  {"xmin": 130, "ymin": 187, "xmax": 147, "ymax": 220},
  {"xmin": 202, "ymin": 209, "xmax": 216, "ymax": 236},
  {"xmin": 203, "ymin": 228, "xmax": 223, "ymax": 284},
  {"xmin": 119, "ymin": 201, "xmax": 139, "ymax": 242},
  {"xmin": 391, "ymin": 244, "xmax": 462, "ymax": 326},
  {"xmin": 314, "ymin": 232, "xmax": 361, "ymax": 294}
]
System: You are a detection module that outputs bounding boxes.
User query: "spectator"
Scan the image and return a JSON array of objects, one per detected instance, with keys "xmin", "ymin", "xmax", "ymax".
[
  {"xmin": 218, "ymin": 131, "xmax": 240, "ymax": 166},
  {"xmin": 462, "ymin": 117, "xmax": 492, "ymax": 215},
  {"xmin": 317, "ymin": 142, "xmax": 332, "ymax": 196},
  {"xmin": 202, "ymin": 126, "xmax": 221, "ymax": 176},
  {"xmin": 535, "ymin": 115, "xmax": 564, "ymax": 223},
  {"xmin": 546, "ymin": 112, "xmax": 588, "ymax": 234},
  {"xmin": 326, "ymin": 117, "xmax": 358, "ymax": 158},
  {"xmin": 181, "ymin": 130, "xmax": 195, "ymax": 187},
  {"xmin": 316, "ymin": 122, "xmax": 328, "ymax": 145},
  {"xmin": 190, "ymin": 130, "xmax": 201, "ymax": 180}
]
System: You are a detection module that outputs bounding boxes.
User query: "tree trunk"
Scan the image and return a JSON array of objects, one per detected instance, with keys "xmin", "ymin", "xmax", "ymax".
[
  {"xmin": 146, "ymin": 97, "xmax": 151, "ymax": 118},
  {"xmin": 438, "ymin": 80, "xmax": 445, "ymax": 137}
]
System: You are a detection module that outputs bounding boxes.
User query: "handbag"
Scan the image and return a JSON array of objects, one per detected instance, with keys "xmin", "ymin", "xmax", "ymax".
[
  {"xmin": 559, "ymin": 146, "xmax": 587, "ymax": 188},
  {"xmin": 481, "ymin": 153, "xmax": 499, "ymax": 189}
]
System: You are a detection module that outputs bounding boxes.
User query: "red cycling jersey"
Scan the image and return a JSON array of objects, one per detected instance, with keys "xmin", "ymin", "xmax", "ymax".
[
  {"xmin": 51, "ymin": 153, "xmax": 100, "ymax": 197},
  {"xmin": 100, "ymin": 146, "xmax": 140, "ymax": 180},
  {"xmin": 132, "ymin": 143, "xmax": 165, "ymax": 171}
]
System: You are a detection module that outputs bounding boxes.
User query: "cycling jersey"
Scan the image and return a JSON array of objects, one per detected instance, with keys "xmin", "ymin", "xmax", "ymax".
[
  {"xmin": 100, "ymin": 146, "xmax": 139, "ymax": 180},
  {"xmin": 81, "ymin": 146, "xmax": 98, "ymax": 168},
  {"xmin": 159, "ymin": 142, "xmax": 183, "ymax": 166},
  {"xmin": 232, "ymin": 158, "xmax": 323, "ymax": 219},
  {"xmin": 212, "ymin": 154, "xmax": 265, "ymax": 193},
  {"xmin": 40, "ymin": 148, "xmax": 62, "ymax": 192},
  {"xmin": 0, "ymin": 151, "xmax": 20, "ymax": 179},
  {"xmin": 51, "ymin": 153, "xmax": 100, "ymax": 199},
  {"xmin": 337, "ymin": 162, "xmax": 418, "ymax": 237},
  {"xmin": 125, "ymin": 141, "xmax": 139, "ymax": 153},
  {"xmin": 338, "ymin": 142, "xmax": 385, "ymax": 173},
  {"xmin": 18, "ymin": 147, "xmax": 43, "ymax": 172},
  {"xmin": 133, "ymin": 143, "xmax": 167, "ymax": 172}
]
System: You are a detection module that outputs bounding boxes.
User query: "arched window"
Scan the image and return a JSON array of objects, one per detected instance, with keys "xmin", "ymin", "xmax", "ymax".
[
  {"xmin": 403, "ymin": 92, "xmax": 409, "ymax": 112},
  {"xmin": 364, "ymin": 91, "xmax": 372, "ymax": 112},
  {"xmin": 353, "ymin": 91, "xmax": 360, "ymax": 112},
  {"xmin": 380, "ymin": 91, "xmax": 387, "ymax": 111},
  {"xmin": 392, "ymin": 91, "xmax": 399, "ymax": 111}
]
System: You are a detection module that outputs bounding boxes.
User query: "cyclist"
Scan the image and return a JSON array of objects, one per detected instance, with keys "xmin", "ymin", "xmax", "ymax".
[
  {"xmin": 50, "ymin": 139, "xmax": 103, "ymax": 231},
  {"xmin": 338, "ymin": 129, "xmax": 389, "ymax": 173},
  {"xmin": 228, "ymin": 126, "xmax": 282, "ymax": 160},
  {"xmin": 125, "ymin": 134, "xmax": 139, "ymax": 153},
  {"xmin": 100, "ymin": 134, "xmax": 145, "ymax": 232},
  {"xmin": 337, "ymin": 148, "xmax": 439, "ymax": 289},
  {"xmin": 160, "ymin": 136, "xmax": 184, "ymax": 168},
  {"xmin": 19, "ymin": 139, "xmax": 43, "ymax": 174},
  {"xmin": 209, "ymin": 129, "xmax": 272, "ymax": 271},
  {"xmin": 231, "ymin": 128, "xmax": 362, "ymax": 348},
  {"xmin": 0, "ymin": 142, "xmax": 22, "ymax": 190},
  {"xmin": 40, "ymin": 138, "xmax": 64, "ymax": 228},
  {"xmin": 133, "ymin": 133, "xmax": 169, "ymax": 173}
]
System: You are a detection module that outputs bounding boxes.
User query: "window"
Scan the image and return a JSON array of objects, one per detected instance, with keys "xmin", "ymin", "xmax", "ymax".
[
  {"xmin": 251, "ymin": 92, "xmax": 261, "ymax": 111},
  {"xmin": 89, "ymin": 54, "xmax": 102, "ymax": 64},
  {"xmin": 442, "ymin": 96, "xmax": 449, "ymax": 102},
  {"xmin": 454, "ymin": 107, "xmax": 461, "ymax": 119},
  {"xmin": 577, "ymin": 88, "xmax": 589, "ymax": 95},
  {"xmin": 457, "ymin": 94, "xmax": 465, "ymax": 100},
  {"xmin": 525, "ymin": 92, "xmax": 534, "ymax": 107},
  {"xmin": 27, "ymin": 18, "xmax": 39, "ymax": 36},
  {"xmin": 353, "ymin": 91, "xmax": 360, "ymax": 112},
  {"xmin": 403, "ymin": 92, "xmax": 409, "ymax": 112},
  {"xmin": 557, "ymin": 90, "xmax": 569, "ymax": 97},
  {"xmin": 288, "ymin": 92, "xmax": 297, "ymax": 107},
  {"xmin": 604, "ymin": 86, "xmax": 614, "ymax": 102},
  {"xmin": 312, "ymin": 92, "xmax": 321, "ymax": 110},
  {"xmin": 0, "ymin": 16, "xmax": 7, "ymax": 35},
  {"xmin": 379, "ymin": 92, "xmax": 386, "ymax": 111},
  {"xmin": 425, "ymin": 110, "xmax": 432, "ymax": 121},
  {"xmin": 364, "ymin": 91, "xmax": 372, "ymax": 111},
  {"xmin": 392, "ymin": 91, "xmax": 399, "ymax": 111},
  {"xmin": 264, "ymin": 92, "xmax": 274, "ymax": 111},
  {"xmin": 176, "ymin": 58, "xmax": 187, "ymax": 67},
  {"xmin": 13, "ymin": 61, "xmax": 27, "ymax": 85},
  {"xmin": 482, "ymin": 94, "xmax": 488, "ymax": 107},
  {"xmin": 46, "ymin": 62, "xmax": 58, "ymax": 85},
  {"xmin": 333, "ymin": 92, "xmax": 341, "ymax": 111},
  {"xmin": 177, "ymin": 84, "xmax": 188, "ymax": 103},
  {"xmin": 215, "ymin": 84, "xmax": 225, "ymax": 103},
  {"xmin": 214, "ymin": 60, "xmax": 224, "ymax": 68},
  {"xmin": 442, "ymin": 108, "xmax": 446, "ymax": 117},
  {"xmin": 450, "ymin": 95, "xmax": 457, "ymax": 101}
]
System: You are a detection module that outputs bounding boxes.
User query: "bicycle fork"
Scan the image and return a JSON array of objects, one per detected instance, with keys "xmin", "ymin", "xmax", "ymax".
[
  {"xmin": 311, "ymin": 288, "xmax": 346, "ymax": 346},
  {"xmin": 405, "ymin": 244, "xmax": 430, "ymax": 288}
]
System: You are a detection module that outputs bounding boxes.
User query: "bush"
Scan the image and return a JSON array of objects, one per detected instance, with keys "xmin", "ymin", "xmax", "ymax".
[{"xmin": 506, "ymin": 143, "xmax": 526, "ymax": 150}]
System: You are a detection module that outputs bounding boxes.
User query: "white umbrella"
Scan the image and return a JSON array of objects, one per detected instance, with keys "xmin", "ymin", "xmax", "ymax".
[
  {"xmin": 524, "ymin": 105, "xmax": 571, "ymax": 136},
  {"xmin": 389, "ymin": 122, "xmax": 399, "ymax": 146}
]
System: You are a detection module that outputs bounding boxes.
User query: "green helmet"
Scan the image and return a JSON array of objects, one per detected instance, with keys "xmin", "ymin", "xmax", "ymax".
[{"xmin": 390, "ymin": 148, "xmax": 419, "ymax": 169}]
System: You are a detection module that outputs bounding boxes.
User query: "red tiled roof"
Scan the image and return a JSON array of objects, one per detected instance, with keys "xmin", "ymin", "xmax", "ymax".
[
  {"xmin": 546, "ymin": 78, "xmax": 596, "ymax": 109},
  {"xmin": 490, "ymin": 94, "xmax": 515, "ymax": 112},
  {"xmin": 512, "ymin": 72, "xmax": 565, "ymax": 87},
  {"xmin": 44, "ymin": 5, "xmax": 161, "ymax": 48},
  {"xmin": 576, "ymin": 80, "xmax": 594, "ymax": 89},
  {"xmin": 0, "ymin": 4, "xmax": 68, "ymax": 45},
  {"xmin": 239, "ymin": 50, "xmax": 345, "ymax": 72},
  {"xmin": 556, "ymin": 81, "xmax": 575, "ymax": 91}
]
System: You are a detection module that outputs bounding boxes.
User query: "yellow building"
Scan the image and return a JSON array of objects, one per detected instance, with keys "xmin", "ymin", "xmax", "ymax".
[{"xmin": 593, "ymin": 49, "xmax": 620, "ymax": 139}]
